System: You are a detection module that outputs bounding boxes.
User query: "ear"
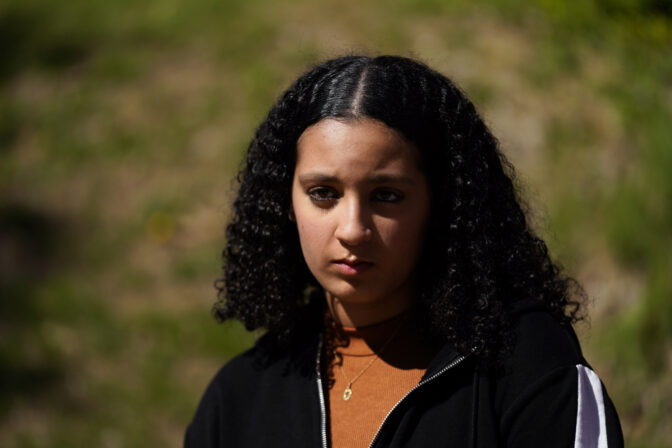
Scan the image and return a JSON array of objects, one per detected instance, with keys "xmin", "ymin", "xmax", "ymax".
[{"xmin": 288, "ymin": 204, "xmax": 296, "ymax": 222}]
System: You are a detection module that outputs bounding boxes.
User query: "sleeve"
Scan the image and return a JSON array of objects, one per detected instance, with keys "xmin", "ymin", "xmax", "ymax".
[{"xmin": 500, "ymin": 364, "xmax": 624, "ymax": 448}]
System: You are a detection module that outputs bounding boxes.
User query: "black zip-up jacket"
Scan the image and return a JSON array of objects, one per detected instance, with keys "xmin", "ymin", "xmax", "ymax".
[{"xmin": 185, "ymin": 301, "xmax": 623, "ymax": 447}]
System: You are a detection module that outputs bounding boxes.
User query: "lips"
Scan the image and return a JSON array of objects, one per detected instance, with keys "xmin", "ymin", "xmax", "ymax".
[{"xmin": 332, "ymin": 258, "xmax": 374, "ymax": 275}]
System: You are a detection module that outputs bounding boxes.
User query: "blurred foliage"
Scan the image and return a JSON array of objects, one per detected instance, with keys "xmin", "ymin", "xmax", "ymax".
[{"xmin": 0, "ymin": 0, "xmax": 670, "ymax": 446}]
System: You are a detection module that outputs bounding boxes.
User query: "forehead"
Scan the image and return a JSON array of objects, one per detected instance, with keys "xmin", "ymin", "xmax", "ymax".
[{"xmin": 295, "ymin": 118, "xmax": 423, "ymax": 175}]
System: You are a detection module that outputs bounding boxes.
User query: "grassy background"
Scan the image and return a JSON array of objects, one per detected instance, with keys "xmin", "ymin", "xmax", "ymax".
[{"xmin": 1, "ymin": 0, "xmax": 670, "ymax": 446}]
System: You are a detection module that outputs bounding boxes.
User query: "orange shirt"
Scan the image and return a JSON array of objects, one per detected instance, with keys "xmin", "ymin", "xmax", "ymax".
[{"xmin": 327, "ymin": 314, "xmax": 438, "ymax": 448}]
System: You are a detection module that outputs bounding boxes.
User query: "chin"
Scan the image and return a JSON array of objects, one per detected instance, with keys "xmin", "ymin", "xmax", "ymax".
[{"xmin": 324, "ymin": 282, "xmax": 387, "ymax": 305}]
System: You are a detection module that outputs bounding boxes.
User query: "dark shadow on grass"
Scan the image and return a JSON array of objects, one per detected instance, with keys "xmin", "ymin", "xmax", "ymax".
[
  {"xmin": 0, "ymin": 203, "xmax": 65, "ymax": 415},
  {"xmin": 0, "ymin": 4, "xmax": 93, "ymax": 83}
]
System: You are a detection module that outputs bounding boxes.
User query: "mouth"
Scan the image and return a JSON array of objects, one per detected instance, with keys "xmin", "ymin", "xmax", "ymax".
[{"xmin": 331, "ymin": 258, "xmax": 374, "ymax": 275}]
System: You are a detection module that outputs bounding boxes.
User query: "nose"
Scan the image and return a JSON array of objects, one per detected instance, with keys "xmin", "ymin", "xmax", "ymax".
[{"xmin": 334, "ymin": 196, "xmax": 372, "ymax": 246}]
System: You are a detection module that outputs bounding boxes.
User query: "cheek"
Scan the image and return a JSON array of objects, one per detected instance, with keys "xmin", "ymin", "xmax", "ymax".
[
  {"xmin": 378, "ymin": 211, "xmax": 428, "ymax": 245},
  {"xmin": 294, "ymin": 212, "xmax": 328, "ymax": 262},
  {"xmin": 376, "ymin": 214, "xmax": 429, "ymax": 266},
  {"xmin": 296, "ymin": 220, "xmax": 317, "ymax": 248}
]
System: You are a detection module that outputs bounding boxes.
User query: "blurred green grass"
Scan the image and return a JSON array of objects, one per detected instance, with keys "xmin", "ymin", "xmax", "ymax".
[{"xmin": 1, "ymin": 0, "xmax": 670, "ymax": 446}]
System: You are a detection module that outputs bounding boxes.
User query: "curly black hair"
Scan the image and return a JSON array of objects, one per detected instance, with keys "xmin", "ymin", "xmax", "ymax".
[{"xmin": 214, "ymin": 55, "xmax": 584, "ymax": 366}]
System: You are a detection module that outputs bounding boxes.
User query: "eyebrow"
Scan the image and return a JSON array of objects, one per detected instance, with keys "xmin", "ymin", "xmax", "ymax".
[{"xmin": 297, "ymin": 173, "xmax": 417, "ymax": 185}]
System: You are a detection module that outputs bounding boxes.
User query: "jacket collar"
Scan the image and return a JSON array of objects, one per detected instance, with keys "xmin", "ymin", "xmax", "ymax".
[{"xmin": 422, "ymin": 343, "xmax": 468, "ymax": 380}]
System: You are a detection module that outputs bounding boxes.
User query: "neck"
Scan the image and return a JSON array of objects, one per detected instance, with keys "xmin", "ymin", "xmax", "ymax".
[{"xmin": 325, "ymin": 290, "xmax": 414, "ymax": 328}]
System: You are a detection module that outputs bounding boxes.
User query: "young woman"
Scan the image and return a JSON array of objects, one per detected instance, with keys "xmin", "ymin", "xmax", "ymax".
[{"xmin": 185, "ymin": 55, "xmax": 623, "ymax": 447}]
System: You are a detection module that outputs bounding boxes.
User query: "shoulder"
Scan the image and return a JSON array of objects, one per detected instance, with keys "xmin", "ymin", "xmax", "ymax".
[
  {"xmin": 197, "ymin": 334, "xmax": 318, "ymax": 406},
  {"xmin": 185, "ymin": 345, "xmax": 268, "ymax": 432},
  {"xmin": 507, "ymin": 300, "xmax": 585, "ymax": 378},
  {"xmin": 212, "ymin": 343, "xmax": 269, "ymax": 384},
  {"xmin": 184, "ymin": 335, "xmax": 322, "ymax": 447},
  {"xmin": 495, "ymin": 299, "xmax": 586, "ymax": 406},
  {"xmin": 183, "ymin": 347, "xmax": 259, "ymax": 447},
  {"xmin": 490, "ymin": 300, "xmax": 624, "ymax": 447},
  {"xmin": 188, "ymin": 330, "xmax": 321, "ymax": 413}
]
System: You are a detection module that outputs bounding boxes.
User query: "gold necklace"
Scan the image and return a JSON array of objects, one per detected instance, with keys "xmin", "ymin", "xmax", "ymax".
[{"xmin": 336, "ymin": 317, "xmax": 406, "ymax": 401}]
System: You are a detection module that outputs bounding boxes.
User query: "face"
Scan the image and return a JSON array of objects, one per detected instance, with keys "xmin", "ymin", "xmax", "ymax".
[{"xmin": 291, "ymin": 118, "xmax": 431, "ymax": 326}]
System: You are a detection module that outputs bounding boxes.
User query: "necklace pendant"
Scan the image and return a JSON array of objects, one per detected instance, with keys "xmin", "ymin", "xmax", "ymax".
[{"xmin": 343, "ymin": 385, "xmax": 352, "ymax": 401}]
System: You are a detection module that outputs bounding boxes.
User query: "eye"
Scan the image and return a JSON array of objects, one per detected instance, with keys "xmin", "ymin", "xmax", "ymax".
[
  {"xmin": 372, "ymin": 189, "xmax": 404, "ymax": 203},
  {"xmin": 307, "ymin": 186, "xmax": 339, "ymax": 203}
]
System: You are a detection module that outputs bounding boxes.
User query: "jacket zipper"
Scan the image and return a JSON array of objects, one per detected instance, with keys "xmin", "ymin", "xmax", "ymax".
[
  {"xmin": 317, "ymin": 338, "xmax": 469, "ymax": 448},
  {"xmin": 367, "ymin": 353, "xmax": 469, "ymax": 448},
  {"xmin": 315, "ymin": 338, "xmax": 328, "ymax": 448}
]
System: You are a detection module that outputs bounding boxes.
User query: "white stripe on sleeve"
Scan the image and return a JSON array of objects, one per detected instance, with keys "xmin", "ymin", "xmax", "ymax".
[{"xmin": 574, "ymin": 365, "xmax": 608, "ymax": 448}]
